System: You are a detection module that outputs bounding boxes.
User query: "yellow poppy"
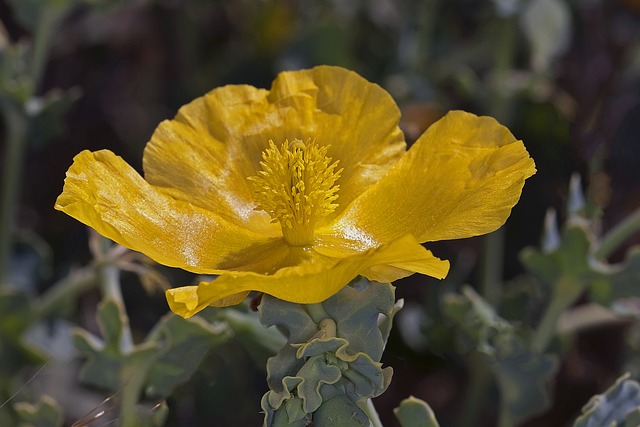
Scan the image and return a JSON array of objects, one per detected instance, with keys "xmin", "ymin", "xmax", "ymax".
[{"xmin": 55, "ymin": 66, "xmax": 535, "ymax": 318}]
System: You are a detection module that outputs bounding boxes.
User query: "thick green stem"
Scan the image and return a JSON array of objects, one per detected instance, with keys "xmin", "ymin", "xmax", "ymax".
[
  {"xmin": 0, "ymin": 103, "xmax": 28, "ymax": 284},
  {"xmin": 595, "ymin": 207, "xmax": 640, "ymax": 260},
  {"xmin": 531, "ymin": 296, "xmax": 568, "ymax": 353},
  {"xmin": 490, "ymin": 16, "xmax": 517, "ymax": 121},
  {"xmin": 36, "ymin": 267, "xmax": 97, "ymax": 318},
  {"xmin": 94, "ymin": 237, "xmax": 141, "ymax": 425},
  {"xmin": 0, "ymin": 4, "xmax": 69, "ymax": 285},
  {"xmin": 480, "ymin": 227, "xmax": 505, "ymax": 306},
  {"xmin": 305, "ymin": 302, "xmax": 329, "ymax": 324},
  {"xmin": 457, "ymin": 353, "xmax": 492, "ymax": 427},
  {"xmin": 97, "ymin": 262, "xmax": 140, "ymax": 426},
  {"xmin": 98, "ymin": 265, "xmax": 134, "ymax": 353},
  {"xmin": 479, "ymin": 15, "xmax": 517, "ymax": 306},
  {"xmin": 30, "ymin": 5, "xmax": 68, "ymax": 89},
  {"xmin": 412, "ymin": 0, "xmax": 439, "ymax": 75},
  {"xmin": 359, "ymin": 399, "xmax": 384, "ymax": 427},
  {"xmin": 531, "ymin": 278, "xmax": 582, "ymax": 353}
]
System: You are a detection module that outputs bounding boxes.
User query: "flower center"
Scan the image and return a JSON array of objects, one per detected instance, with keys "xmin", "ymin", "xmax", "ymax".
[{"xmin": 249, "ymin": 139, "xmax": 342, "ymax": 246}]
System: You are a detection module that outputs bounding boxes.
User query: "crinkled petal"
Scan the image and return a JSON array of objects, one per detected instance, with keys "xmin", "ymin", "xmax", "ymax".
[
  {"xmin": 142, "ymin": 66, "xmax": 406, "ymax": 230},
  {"xmin": 329, "ymin": 110, "xmax": 536, "ymax": 244},
  {"xmin": 143, "ymin": 85, "xmax": 277, "ymax": 235},
  {"xmin": 166, "ymin": 234, "xmax": 449, "ymax": 317},
  {"xmin": 54, "ymin": 150, "xmax": 276, "ymax": 274}
]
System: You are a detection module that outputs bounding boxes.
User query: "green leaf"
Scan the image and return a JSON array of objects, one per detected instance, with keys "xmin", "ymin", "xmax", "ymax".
[
  {"xmin": 394, "ymin": 396, "xmax": 440, "ymax": 427},
  {"xmin": 0, "ymin": 42, "xmax": 32, "ymax": 98},
  {"xmin": 215, "ymin": 307, "xmax": 286, "ymax": 365},
  {"xmin": 624, "ymin": 408, "xmax": 640, "ymax": 427},
  {"xmin": 0, "ymin": 290, "xmax": 43, "ymax": 374},
  {"xmin": 521, "ymin": 223, "xmax": 596, "ymax": 288},
  {"xmin": 14, "ymin": 396, "xmax": 63, "ymax": 427},
  {"xmin": 521, "ymin": 218, "xmax": 640, "ymax": 307},
  {"xmin": 72, "ymin": 298, "xmax": 159, "ymax": 391},
  {"xmin": 573, "ymin": 374, "xmax": 640, "ymax": 427},
  {"xmin": 492, "ymin": 335, "xmax": 558, "ymax": 424},
  {"xmin": 443, "ymin": 287, "xmax": 558, "ymax": 425},
  {"xmin": 144, "ymin": 313, "xmax": 230, "ymax": 398},
  {"xmin": 74, "ymin": 299, "xmax": 230, "ymax": 397},
  {"xmin": 314, "ymin": 395, "xmax": 369, "ymax": 427},
  {"xmin": 260, "ymin": 279, "xmax": 398, "ymax": 426},
  {"xmin": 27, "ymin": 88, "xmax": 81, "ymax": 147},
  {"xmin": 598, "ymin": 247, "xmax": 640, "ymax": 303}
]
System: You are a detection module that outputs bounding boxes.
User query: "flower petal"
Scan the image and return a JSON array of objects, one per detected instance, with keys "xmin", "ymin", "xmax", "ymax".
[
  {"xmin": 328, "ymin": 110, "xmax": 536, "ymax": 244},
  {"xmin": 166, "ymin": 234, "xmax": 449, "ymax": 318},
  {"xmin": 55, "ymin": 150, "xmax": 277, "ymax": 274},
  {"xmin": 143, "ymin": 85, "xmax": 277, "ymax": 235},
  {"xmin": 142, "ymin": 66, "xmax": 406, "ymax": 230}
]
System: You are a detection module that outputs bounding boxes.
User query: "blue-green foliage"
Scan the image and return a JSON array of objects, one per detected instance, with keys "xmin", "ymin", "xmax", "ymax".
[
  {"xmin": 0, "ymin": 290, "xmax": 43, "ymax": 376},
  {"xmin": 14, "ymin": 396, "xmax": 63, "ymax": 427},
  {"xmin": 443, "ymin": 286, "xmax": 558, "ymax": 426},
  {"xmin": 394, "ymin": 396, "xmax": 440, "ymax": 427},
  {"xmin": 573, "ymin": 374, "xmax": 640, "ymax": 427},
  {"xmin": 260, "ymin": 279, "xmax": 401, "ymax": 426},
  {"xmin": 74, "ymin": 298, "xmax": 231, "ymax": 397}
]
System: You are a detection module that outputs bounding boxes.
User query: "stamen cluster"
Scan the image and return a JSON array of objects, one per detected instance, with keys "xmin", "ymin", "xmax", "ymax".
[{"xmin": 249, "ymin": 139, "xmax": 342, "ymax": 245}]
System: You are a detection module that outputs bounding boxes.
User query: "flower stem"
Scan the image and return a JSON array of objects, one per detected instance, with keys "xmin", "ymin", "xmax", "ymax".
[
  {"xmin": 0, "ymin": 103, "xmax": 28, "ymax": 285},
  {"xmin": 480, "ymin": 227, "xmax": 505, "ymax": 306},
  {"xmin": 530, "ymin": 295, "xmax": 568, "ymax": 353},
  {"xmin": 97, "ymin": 263, "xmax": 140, "ymax": 426},
  {"xmin": 531, "ymin": 278, "xmax": 582, "ymax": 353},
  {"xmin": 0, "ymin": 3, "xmax": 69, "ymax": 285},
  {"xmin": 36, "ymin": 267, "xmax": 98, "ymax": 318},
  {"xmin": 595, "ymin": 207, "xmax": 640, "ymax": 260},
  {"xmin": 358, "ymin": 399, "xmax": 384, "ymax": 427},
  {"xmin": 479, "ymin": 14, "xmax": 517, "ymax": 306},
  {"xmin": 98, "ymin": 264, "xmax": 134, "ymax": 353},
  {"xmin": 305, "ymin": 301, "xmax": 329, "ymax": 324},
  {"xmin": 30, "ymin": 6, "xmax": 67, "ymax": 90},
  {"xmin": 457, "ymin": 353, "xmax": 492, "ymax": 427},
  {"xmin": 489, "ymin": 15, "xmax": 517, "ymax": 121}
]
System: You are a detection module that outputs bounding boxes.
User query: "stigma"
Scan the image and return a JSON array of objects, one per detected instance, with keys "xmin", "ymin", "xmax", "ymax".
[{"xmin": 249, "ymin": 139, "xmax": 342, "ymax": 246}]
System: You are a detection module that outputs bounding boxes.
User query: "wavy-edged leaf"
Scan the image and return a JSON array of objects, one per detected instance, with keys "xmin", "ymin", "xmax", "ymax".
[
  {"xmin": 573, "ymin": 374, "xmax": 640, "ymax": 427},
  {"xmin": 260, "ymin": 279, "xmax": 398, "ymax": 425},
  {"xmin": 14, "ymin": 396, "xmax": 63, "ymax": 427}
]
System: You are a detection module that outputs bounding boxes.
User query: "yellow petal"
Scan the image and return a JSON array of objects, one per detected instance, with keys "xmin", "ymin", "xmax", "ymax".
[
  {"xmin": 329, "ymin": 111, "xmax": 536, "ymax": 244},
  {"xmin": 166, "ymin": 234, "xmax": 449, "ymax": 318},
  {"xmin": 142, "ymin": 66, "xmax": 406, "ymax": 231},
  {"xmin": 54, "ymin": 150, "xmax": 278, "ymax": 274},
  {"xmin": 143, "ymin": 85, "xmax": 277, "ymax": 235}
]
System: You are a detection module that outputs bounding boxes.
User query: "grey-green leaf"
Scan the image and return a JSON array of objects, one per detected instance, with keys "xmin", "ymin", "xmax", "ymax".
[
  {"xmin": 573, "ymin": 374, "xmax": 640, "ymax": 427},
  {"xmin": 313, "ymin": 395, "xmax": 369, "ymax": 427},
  {"xmin": 443, "ymin": 287, "xmax": 558, "ymax": 425},
  {"xmin": 394, "ymin": 396, "xmax": 440, "ymax": 427},
  {"xmin": 144, "ymin": 313, "xmax": 230, "ymax": 398},
  {"xmin": 14, "ymin": 396, "xmax": 63, "ymax": 427}
]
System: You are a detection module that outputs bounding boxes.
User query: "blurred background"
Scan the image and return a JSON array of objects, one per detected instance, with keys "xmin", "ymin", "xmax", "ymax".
[{"xmin": 1, "ymin": 0, "xmax": 640, "ymax": 426}]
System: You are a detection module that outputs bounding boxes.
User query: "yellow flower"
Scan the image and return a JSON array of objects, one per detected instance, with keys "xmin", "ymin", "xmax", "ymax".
[{"xmin": 55, "ymin": 66, "xmax": 535, "ymax": 318}]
